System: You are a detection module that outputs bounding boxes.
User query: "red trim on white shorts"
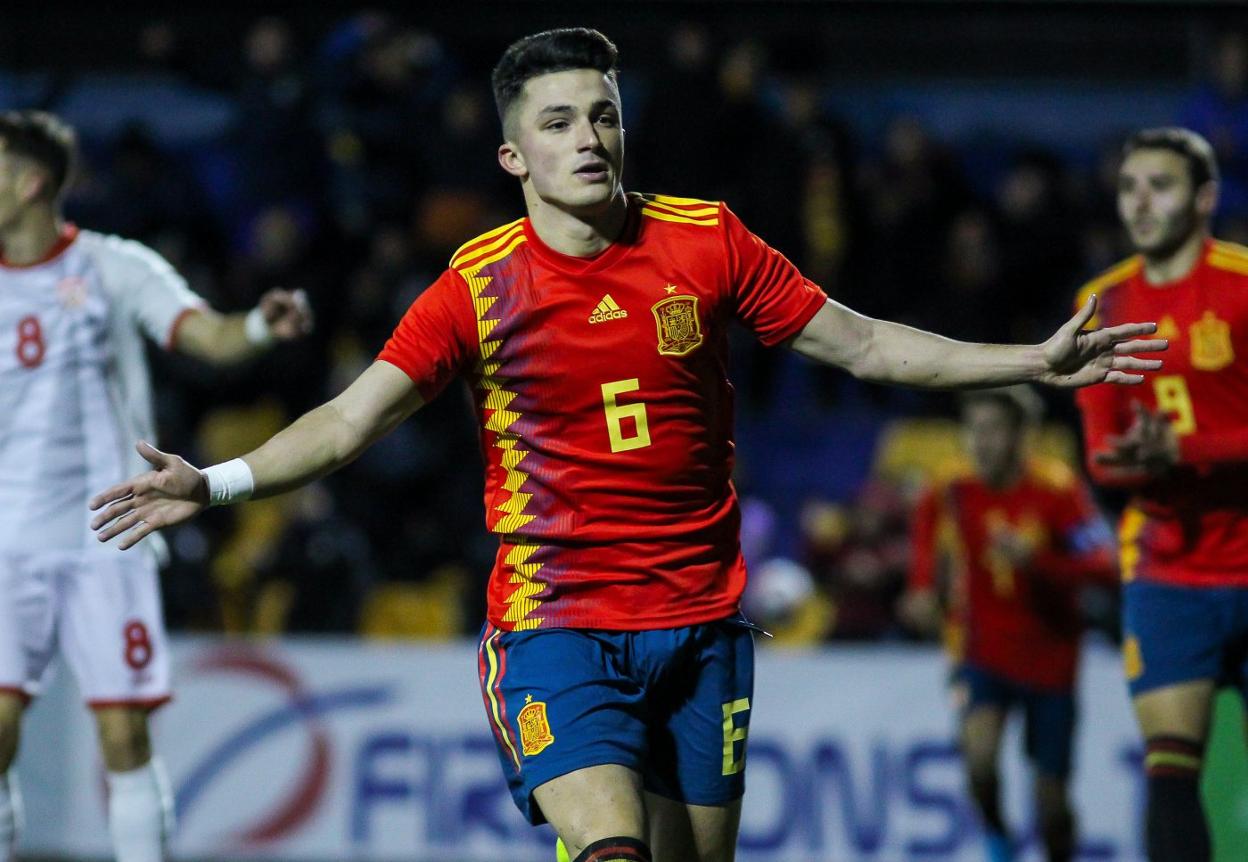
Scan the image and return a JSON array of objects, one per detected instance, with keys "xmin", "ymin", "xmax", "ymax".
[
  {"xmin": 86, "ymin": 694, "xmax": 172, "ymax": 712},
  {"xmin": 0, "ymin": 686, "xmax": 32, "ymax": 704}
]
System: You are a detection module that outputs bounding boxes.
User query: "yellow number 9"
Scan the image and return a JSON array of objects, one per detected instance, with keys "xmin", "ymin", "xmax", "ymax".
[
  {"xmin": 1153, "ymin": 375, "xmax": 1196, "ymax": 436},
  {"xmin": 601, "ymin": 379, "xmax": 652, "ymax": 453}
]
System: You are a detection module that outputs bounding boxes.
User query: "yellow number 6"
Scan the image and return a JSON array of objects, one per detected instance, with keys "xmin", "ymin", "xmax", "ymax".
[{"xmin": 601, "ymin": 379, "xmax": 652, "ymax": 453}]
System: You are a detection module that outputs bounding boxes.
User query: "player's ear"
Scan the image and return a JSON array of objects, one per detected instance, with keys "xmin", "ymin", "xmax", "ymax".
[
  {"xmin": 15, "ymin": 165, "xmax": 48, "ymax": 205},
  {"xmin": 498, "ymin": 141, "xmax": 527, "ymax": 179},
  {"xmin": 1195, "ymin": 180, "xmax": 1218, "ymax": 220}
]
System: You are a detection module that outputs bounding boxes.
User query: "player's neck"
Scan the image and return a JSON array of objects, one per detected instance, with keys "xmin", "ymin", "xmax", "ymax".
[
  {"xmin": 982, "ymin": 461, "xmax": 1023, "ymax": 491},
  {"xmin": 1141, "ymin": 229, "xmax": 1207, "ymax": 286},
  {"xmin": 524, "ymin": 190, "xmax": 628, "ymax": 257},
  {"xmin": 0, "ymin": 207, "xmax": 63, "ymax": 266}
]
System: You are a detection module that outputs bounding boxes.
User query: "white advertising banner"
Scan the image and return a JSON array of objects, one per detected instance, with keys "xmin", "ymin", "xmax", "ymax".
[{"xmin": 17, "ymin": 637, "xmax": 1143, "ymax": 861}]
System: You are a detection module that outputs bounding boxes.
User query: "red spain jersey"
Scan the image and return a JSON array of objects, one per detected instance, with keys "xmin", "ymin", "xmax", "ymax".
[
  {"xmin": 1074, "ymin": 238, "xmax": 1248, "ymax": 587},
  {"xmin": 910, "ymin": 460, "xmax": 1117, "ymax": 690},
  {"xmin": 378, "ymin": 194, "xmax": 827, "ymax": 631}
]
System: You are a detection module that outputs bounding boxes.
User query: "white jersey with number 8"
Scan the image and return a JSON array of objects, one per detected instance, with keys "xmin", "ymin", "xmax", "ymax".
[{"xmin": 0, "ymin": 226, "xmax": 204, "ymax": 557}]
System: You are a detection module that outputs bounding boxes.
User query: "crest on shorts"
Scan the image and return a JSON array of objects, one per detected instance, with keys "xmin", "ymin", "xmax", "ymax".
[
  {"xmin": 518, "ymin": 695, "xmax": 555, "ymax": 756},
  {"xmin": 652, "ymin": 295, "xmax": 703, "ymax": 356},
  {"xmin": 1189, "ymin": 310, "xmax": 1234, "ymax": 371}
]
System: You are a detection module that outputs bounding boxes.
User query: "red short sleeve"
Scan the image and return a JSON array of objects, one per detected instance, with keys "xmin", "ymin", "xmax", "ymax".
[
  {"xmin": 722, "ymin": 204, "xmax": 827, "ymax": 346},
  {"xmin": 377, "ymin": 269, "xmax": 477, "ymax": 401}
]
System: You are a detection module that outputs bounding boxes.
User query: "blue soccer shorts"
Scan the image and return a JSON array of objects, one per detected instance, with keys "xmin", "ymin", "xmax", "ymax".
[
  {"xmin": 1122, "ymin": 579, "xmax": 1248, "ymax": 698},
  {"xmin": 956, "ymin": 663, "xmax": 1077, "ymax": 780},
  {"xmin": 476, "ymin": 617, "xmax": 756, "ymax": 825}
]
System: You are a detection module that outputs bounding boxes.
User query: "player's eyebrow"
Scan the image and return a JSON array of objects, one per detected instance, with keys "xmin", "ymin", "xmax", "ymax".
[{"xmin": 537, "ymin": 99, "xmax": 618, "ymax": 118}]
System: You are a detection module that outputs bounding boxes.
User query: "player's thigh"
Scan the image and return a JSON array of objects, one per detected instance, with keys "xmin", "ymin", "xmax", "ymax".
[
  {"xmin": 1133, "ymin": 679, "xmax": 1217, "ymax": 741},
  {"xmin": 533, "ymin": 763, "xmax": 647, "ymax": 857},
  {"xmin": 0, "ymin": 552, "xmax": 59, "ymax": 700},
  {"xmin": 59, "ymin": 553, "xmax": 172, "ymax": 711},
  {"xmin": 477, "ymin": 625, "xmax": 649, "ymax": 830},
  {"xmin": 0, "ymin": 691, "xmax": 25, "ymax": 771},
  {"xmin": 645, "ymin": 790, "xmax": 740, "ymax": 862},
  {"xmin": 645, "ymin": 620, "xmax": 754, "ymax": 810}
]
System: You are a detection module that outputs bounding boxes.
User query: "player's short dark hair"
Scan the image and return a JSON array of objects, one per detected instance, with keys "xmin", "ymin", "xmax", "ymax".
[
  {"xmin": 491, "ymin": 28, "xmax": 620, "ymax": 130},
  {"xmin": 0, "ymin": 111, "xmax": 77, "ymax": 201},
  {"xmin": 1122, "ymin": 127, "xmax": 1219, "ymax": 189},
  {"xmin": 959, "ymin": 386, "xmax": 1043, "ymax": 428}
]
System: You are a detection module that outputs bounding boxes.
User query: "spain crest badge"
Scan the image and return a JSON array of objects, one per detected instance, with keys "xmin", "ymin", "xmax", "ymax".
[
  {"xmin": 652, "ymin": 295, "xmax": 703, "ymax": 356},
  {"xmin": 1189, "ymin": 310, "xmax": 1234, "ymax": 371},
  {"xmin": 518, "ymin": 695, "xmax": 555, "ymax": 757}
]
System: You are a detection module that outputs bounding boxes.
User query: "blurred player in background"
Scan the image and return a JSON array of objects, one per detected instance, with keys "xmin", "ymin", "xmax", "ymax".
[
  {"xmin": 903, "ymin": 387, "xmax": 1116, "ymax": 862},
  {"xmin": 88, "ymin": 30, "xmax": 1164, "ymax": 862},
  {"xmin": 1074, "ymin": 128, "xmax": 1248, "ymax": 862},
  {"xmin": 0, "ymin": 111, "xmax": 312, "ymax": 862}
]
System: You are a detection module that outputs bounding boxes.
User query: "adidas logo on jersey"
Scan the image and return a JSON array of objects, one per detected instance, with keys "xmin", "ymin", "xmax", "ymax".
[{"xmin": 588, "ymin": 294, "xmax": 628, "ymax": 324}]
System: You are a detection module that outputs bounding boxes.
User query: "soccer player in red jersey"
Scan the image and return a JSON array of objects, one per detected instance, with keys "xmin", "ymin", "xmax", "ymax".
[
  {"xmin": 89, "ymin": 30, "xmax": 1164, "ymax": 862},
  {"xmin": 1073, "ymin": 128, "xmax": 1248, "ymax": 862},
  {"xmin": 904, "ymin": 388, "xmax": 1116, "ymax": 862}
]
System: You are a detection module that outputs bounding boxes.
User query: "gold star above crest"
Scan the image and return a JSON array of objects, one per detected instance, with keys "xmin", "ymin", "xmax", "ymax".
[
  {"xmin": 664, "ymin": 283, "xmax": 678, "ymax": 294},
  {"xmin": 525, "ymin": 694, "xmax": 533, "ymax": 704}
]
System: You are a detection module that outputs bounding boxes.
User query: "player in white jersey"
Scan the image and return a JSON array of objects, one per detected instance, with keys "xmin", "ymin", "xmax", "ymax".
[{"xmin": 0, "ymin": 111, "xmax": 312, "ymax": 862}]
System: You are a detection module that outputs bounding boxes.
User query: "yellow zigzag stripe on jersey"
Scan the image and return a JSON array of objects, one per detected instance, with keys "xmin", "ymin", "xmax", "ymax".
[
  {"xmin": 450, "ymin": 218, "xmax": 525, "ymax": 269},
  {"xmin": 454, "ymin": 232, "xmax": 545, "ymax": 629},
  {"xmin": 502, "ymin": 540, "xmax": 546, "ymax": 625},
  {"xmin": 640, "ymin": 206, "xmax": 719, "ymax": 227},
  {"xmin": 1075, "ymin": 257, "xmax": 1141, "ymax": 328}
]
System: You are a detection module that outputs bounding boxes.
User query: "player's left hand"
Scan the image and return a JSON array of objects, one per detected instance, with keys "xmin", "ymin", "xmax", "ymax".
[
  {"xmin": 1094, "ymin": 401, "xmax": 1179, "ymax": 473},
  {"xmin": 1037, "ymin": 294, "xmax": 1166, "ymax": 388},
  {"xmin": 259, "ymin": 288, "xmax": 314, "ymax": 340}
]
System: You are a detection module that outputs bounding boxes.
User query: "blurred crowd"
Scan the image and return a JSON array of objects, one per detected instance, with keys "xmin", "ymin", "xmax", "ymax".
[{"xmin": 14, "ymin": 13, "xmax": 1248, "ymax": 640}]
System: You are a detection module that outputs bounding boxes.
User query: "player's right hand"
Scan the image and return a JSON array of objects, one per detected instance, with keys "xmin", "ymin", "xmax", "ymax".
[{"xmin": 89, "ymin": 441, "xmax": 209, "ymax": 550}]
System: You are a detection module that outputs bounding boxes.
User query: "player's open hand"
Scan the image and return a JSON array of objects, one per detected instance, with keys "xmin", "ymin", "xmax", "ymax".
[
  {"xmin": 259, "ymin": 288, "xmax": 314, "ymax": 340},
  {"xmin": 1038, "ymin": 294, "xmax": 1167, "ymax": 388},
  {"xmin": 89, "ymin": 441, "xmax": 210, "ymax": 550}
]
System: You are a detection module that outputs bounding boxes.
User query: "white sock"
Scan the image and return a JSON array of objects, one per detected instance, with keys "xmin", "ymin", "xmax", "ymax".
[
  {"xmin": 0, "ymin": 770, "xmax": 21, "ymax": 862},
  {"xmin": 107, "ymin": 759, "xmax": 173, "ymax": 862}
]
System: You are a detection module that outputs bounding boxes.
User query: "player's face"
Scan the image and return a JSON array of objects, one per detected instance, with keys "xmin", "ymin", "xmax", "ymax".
[
  {"xmin": 499, "ymin": 69, "xmax": 624, "ymax": 214},
  {"xmin": 0, "ymin": 144, "xmax": 44, "ymax": 230},
  {"xmin": 0, "ymin": 145, "xmax": 24, "ymax": 229},
  {"xmin": 963, "ymin": 402, "xmax": 1024, "ymax": 482},
  {"xmin": 1117, "ymin": 149, "xmax": 1204, "ymax": 258}
]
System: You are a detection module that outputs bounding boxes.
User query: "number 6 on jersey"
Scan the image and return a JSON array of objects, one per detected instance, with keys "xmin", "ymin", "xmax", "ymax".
[{"xmin": 601, "ymin": 378, "xmax": 652, "ymax": 453}]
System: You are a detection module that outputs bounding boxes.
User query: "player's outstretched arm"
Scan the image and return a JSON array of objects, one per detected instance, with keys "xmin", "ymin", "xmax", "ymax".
[
  {"xmin": 787, "ymin": 294, "xmax": 1166, "ymax": 389},
  {"xmin": 90, "ymin": 360, "xmax": 423, "ymax": 549},
  {"xmin": 174, "ymin": 288, "xmax": 314, "ymax": 365}
]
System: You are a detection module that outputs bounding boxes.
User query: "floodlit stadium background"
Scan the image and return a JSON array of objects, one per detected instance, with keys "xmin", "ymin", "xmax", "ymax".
[{"xmin": 6, "ymin": 2, "xmax": 1248, "ymax": 860}]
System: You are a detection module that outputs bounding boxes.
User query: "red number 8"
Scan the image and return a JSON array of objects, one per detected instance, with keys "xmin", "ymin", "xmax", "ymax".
[
  {"xmin": 16, "ymin": 315, "xmax": 45, "ymax": 369},
  {"xmin": 123, "ymin": 620, "xmax": 153, "ymax": 670}
]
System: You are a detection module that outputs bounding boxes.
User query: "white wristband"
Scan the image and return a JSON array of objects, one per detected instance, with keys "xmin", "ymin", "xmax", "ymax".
[
  {"xmin": 201, "ymin": 458, "xmax": 255, "ymax": 506},
  {"xmin": 244, "ymin": 306, "xmax": 275, "ymax": 346}
]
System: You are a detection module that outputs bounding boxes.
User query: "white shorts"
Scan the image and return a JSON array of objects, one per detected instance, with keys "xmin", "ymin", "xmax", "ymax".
[{"xmin": 0, "ymin": 550, "xmax": 171, "ymax": 709}]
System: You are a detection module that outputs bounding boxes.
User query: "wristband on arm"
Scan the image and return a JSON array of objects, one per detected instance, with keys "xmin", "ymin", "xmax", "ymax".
[
  {"xmin": 244, "ymin": 306, "xmax": 275, "ymax": 346},
  {"xmin": 201, "ymin": 458, "xmax": 255, "ymax": 506}
]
